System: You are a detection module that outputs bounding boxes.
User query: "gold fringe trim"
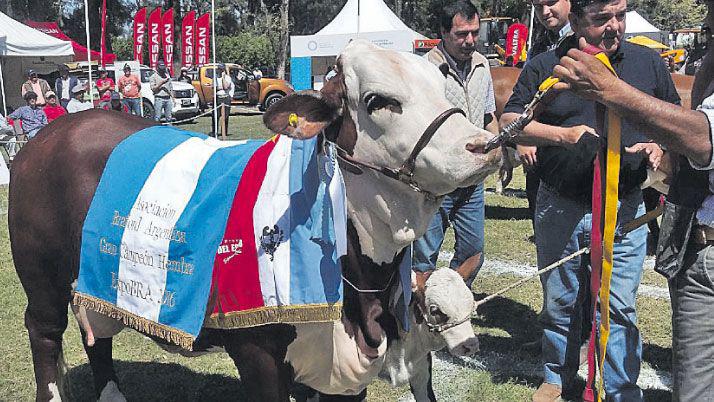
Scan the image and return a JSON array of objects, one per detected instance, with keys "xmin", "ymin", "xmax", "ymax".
[
  {"xmin": 203, "ymin": 303, "xmax": 343, "ymax": 329},
  {"xmin": 72, "ymin": 292, "xmax": 195, "ymax": 351}
]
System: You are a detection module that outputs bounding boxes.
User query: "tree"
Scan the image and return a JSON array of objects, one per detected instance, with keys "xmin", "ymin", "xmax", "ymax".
[
  {"xmin": 275, "ymin": 0, "xmax": 289, "ymax": 79},
  {"xmin": 628, "ymin": 0, "xmax": 705, "ymax": 32}
]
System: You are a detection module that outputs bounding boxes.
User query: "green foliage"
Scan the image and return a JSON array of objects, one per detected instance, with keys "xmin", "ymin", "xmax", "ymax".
[
  {"xmin": 628, "ymin": 0, "xmax": 706, "ymax": 31},
  {"xmin": 216, "ymin": 33, "xmax": 276, "ymax": 69},
  {"xmin": 112, "ymin": 36, "xmax": 133, "ymax": 61}
]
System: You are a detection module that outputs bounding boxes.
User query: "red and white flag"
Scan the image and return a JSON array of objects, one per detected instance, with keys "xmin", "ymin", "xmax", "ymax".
[
  {"xmin": 505, "ymin": 23, "xmax": 528, "ymax": 66},
  {"xmin": 162, "ymin": 8, "xmax": 175, "ymax": 75},
  {"xmin": 132, "ymin": 7, "xmax": 147, "ymax": 63},
  {"xmin": 181, "ymin": 11, "xmax": 196, "ymax": 68},
  {"xmin": 195, "ymin": 13, "xmax": 210, "ymax": 67},
  {"xmin": 148, "ymin": 7, "xmax": 162, "ymax": 69}
]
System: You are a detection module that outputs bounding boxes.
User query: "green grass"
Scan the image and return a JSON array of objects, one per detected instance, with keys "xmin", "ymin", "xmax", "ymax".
[{"xmin": 0, "ymin": 115, "xmax": 674, "ymax": 401}]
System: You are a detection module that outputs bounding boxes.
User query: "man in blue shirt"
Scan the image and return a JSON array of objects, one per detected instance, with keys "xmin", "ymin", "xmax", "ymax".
[
  {"xmin": 501, "ymin": 0, "xmax": 680, "ymax": 400},
  {"xmin": 9, "ymin": 91, "xmax": 48, "ymax": 139}
]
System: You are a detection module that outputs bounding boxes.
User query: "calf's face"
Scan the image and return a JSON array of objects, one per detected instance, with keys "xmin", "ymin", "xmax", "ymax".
[{"xmin": 417, "ymin": 268, "xmax": 479, "ymax": 357}]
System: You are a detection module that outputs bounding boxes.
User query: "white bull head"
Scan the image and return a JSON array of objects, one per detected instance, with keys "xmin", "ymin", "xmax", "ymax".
[{"xmin": 264, "ymin": 40, "xmax": 501, "ymax": 264}]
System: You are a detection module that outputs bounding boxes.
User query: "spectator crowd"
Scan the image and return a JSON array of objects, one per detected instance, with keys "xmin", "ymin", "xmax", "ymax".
[{"xmin": 1, "ymin": 60, "xmax": 183, "ymax": 160}]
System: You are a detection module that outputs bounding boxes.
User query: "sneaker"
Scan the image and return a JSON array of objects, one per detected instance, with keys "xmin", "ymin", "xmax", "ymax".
[{"xmin": 533, "ymin": 383, "xmax": 562, "ymax": 402}]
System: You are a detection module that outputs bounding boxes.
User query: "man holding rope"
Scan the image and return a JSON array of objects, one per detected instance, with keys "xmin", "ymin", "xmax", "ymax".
[
  {"xmin": 551, "ymin": 1, "xmax": 714, "ymax": 400},
  {"xmin": 500, "ymin": 0, "xmax": 680, "ymax": 400}
]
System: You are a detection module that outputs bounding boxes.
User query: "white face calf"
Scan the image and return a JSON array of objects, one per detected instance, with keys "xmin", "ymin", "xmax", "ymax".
[{"xmin": 419, "ymin": 268, "xmax": 478, "ymax": 356}]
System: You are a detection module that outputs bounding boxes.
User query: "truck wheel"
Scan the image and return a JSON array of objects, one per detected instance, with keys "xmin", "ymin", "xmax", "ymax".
[
  {"xmin": 142, "ymin": 100, "xmax": 155, "ymax": 120},
  {"xmin": 262, "ymin": 93, "xmax": 284, "ymax": 111}
]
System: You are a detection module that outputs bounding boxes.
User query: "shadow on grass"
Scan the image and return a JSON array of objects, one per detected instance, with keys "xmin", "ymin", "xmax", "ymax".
[
  {"xmin": 485, "ymin": 205, "xmax": 532, "ymax": 220},
  {"xmin": 67, "ymin": 361, "xmax": 246, "ymax": 401},
  {"xmin": 643, "ymin": 343, "xmax": 672, "ymax": 372},
  {"xmin": 474, "ymin": 292, "xmax": 541, "ymax": 345}
]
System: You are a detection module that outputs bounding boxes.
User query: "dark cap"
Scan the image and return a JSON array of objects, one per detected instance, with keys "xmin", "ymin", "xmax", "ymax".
[
  {"xmin": 123, "ymin": 63, "xmax": 131, "ymax": 71},
  {"xmin": 27, "ymin": 69, "xmax": 37, "ymax": 77},
  {"xmin": 110, "ymin": 91, "xmax": 121, "ymax": 100},
  {"xmin": 157, "ymin": 60, "xmax": 166, "ymax": 67},
  {"xmin": 23, "ymin": 91, "xmax": 38, "ymax": 101}
]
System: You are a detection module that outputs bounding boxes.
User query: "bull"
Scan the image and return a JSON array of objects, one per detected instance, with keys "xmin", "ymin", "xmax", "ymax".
[{"xmin": 9, "ymin": 40, "xmax": 500, "ymax": 401}]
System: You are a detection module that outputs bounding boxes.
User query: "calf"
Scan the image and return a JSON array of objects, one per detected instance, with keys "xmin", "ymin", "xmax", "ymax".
[{"xmin": 382, "ymin": 268, "xmax": 477, "ymax": 402}]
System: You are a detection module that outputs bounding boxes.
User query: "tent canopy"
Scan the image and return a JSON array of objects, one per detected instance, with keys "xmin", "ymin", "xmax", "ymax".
[
  {"xmin": 0, "ymin": 12, "xmax": 73, "ymax": 57},
  {"xmin": 291, "ymin": 0, "xmax": 426, "ymax": 57},
  {"xmin": 625, "ymin": 11, "xmax": 660, "ymax": 34},
  {"xmin": 25, "ymin": 20, "xmax": 116, "ymax": 64},
  {"xmin": 317, "ymin": 0, "xmax": 423, "ymax": 36}
]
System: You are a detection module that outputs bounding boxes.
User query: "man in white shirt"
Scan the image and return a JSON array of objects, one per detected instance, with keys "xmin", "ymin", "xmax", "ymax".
[
  {"xmin": 551, "ymin": 1, "xmax": 713, "ymax": 399},
  {"xmin": 66, "ymin": 84, "xmax": 94, "ymax": 114},
  {"xmin": 212, "ymin": 64, "xmax": 234, "ymax": 136}
]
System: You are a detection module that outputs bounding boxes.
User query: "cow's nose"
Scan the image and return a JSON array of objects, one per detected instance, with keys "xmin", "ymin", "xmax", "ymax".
[
  {"xmin": 455, "ymin": 337, "xmax": 480, "ymax": 356},
  {"xmin": 465, "ymin": 140, "xmax": 487, "ymax": 154}
]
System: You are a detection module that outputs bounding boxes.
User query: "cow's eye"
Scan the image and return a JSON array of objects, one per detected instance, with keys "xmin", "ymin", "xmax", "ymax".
[
  {"xmin": 363, "ymin": 93, "xmax": 401, "ymax": 114},
  {"xmin": 429, "ymin": 304, "xmax": 449, "ymax": 324}
]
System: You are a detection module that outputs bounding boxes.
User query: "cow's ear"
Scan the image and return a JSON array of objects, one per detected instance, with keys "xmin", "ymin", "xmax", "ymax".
[{"xmin": 263, "ymin": 73, "xmax": 345, "ymax": 139}]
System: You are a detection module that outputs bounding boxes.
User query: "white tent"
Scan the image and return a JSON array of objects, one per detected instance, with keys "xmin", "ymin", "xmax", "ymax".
[
  {"xmin": 290, "ymin": 0, "xmax": 426, "ymax": 90},
  {"xmin": 625, "ymin": 11, "xmax": 660, "ymax": 34},
  {"xmin": 0, "ymin": 11, "xmax": 74, "ymax": 113},
  {"xmin": 625, "ymin": 11, "xmax": 664, "ymax": 42}
]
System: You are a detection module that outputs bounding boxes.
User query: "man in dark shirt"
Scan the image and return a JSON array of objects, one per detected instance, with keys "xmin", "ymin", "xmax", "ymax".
[
  {"xmin": 551, "ymin": 1, "xmax": 714, "ymax": 400},
  {"xmin": 500, "ymin": 0, "xmax": 680, "ymax": 401}
]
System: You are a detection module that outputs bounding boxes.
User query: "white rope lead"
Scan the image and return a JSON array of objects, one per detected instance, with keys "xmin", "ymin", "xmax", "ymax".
[{"xmin": 473, "ymin": 247, "xmax": 590, "ymax": 311}]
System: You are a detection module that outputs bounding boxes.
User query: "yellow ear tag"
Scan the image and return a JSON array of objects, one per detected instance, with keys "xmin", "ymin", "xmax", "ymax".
[{"xmin": 288, "ymin": 113, "xmax": 299, "ymax": 128}]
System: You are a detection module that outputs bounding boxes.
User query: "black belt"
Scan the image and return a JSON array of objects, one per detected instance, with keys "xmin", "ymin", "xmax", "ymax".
[{"xmin": 155, "ymin": 95, "xmax": 170, "ymax": 99}]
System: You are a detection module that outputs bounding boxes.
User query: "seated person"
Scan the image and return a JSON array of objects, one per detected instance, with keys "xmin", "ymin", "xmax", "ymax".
[
  {"xmin": 9, "ymin": 91, "xmax": 48, "ymax": 139},
  {"xmin": 43, "ymin": 91, "xmax": 67, "ymax": 122},
  {"xmin": 66, "ymin": 84, "xmax": 94, "ymax": 113},
  {"xmin": 102, "ymin": 91, "xmax": 130, "ymax": 113}
]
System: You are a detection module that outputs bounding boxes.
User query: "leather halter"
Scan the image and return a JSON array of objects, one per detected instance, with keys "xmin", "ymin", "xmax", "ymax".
[
  {"xmin": 330, "ymin": 107, "xmax": 466, "ymax": 200},
  {"xmin": 424, "ymin": 300, "xmax": 476, "ymax": 333}
]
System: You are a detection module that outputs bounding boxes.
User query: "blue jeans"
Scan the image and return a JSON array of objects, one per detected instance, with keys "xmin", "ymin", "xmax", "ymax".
[
  {"xmin": 123, "ymin": 98, "xmax": 142, "ymax": 116},
  {"xmin": 154, "ymin": 97, "xmax": 172, "ymax": 122},
  {"xmin": 413, "ymin": 184, "xmax": 485, "ymax": 287},
  {"xmin": 535, "ymin": 184, "xmax": 647, "ymax": 401}
]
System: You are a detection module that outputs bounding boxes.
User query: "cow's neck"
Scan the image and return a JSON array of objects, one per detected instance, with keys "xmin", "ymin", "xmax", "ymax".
[
  {"xmin": 343, "ymin": 170, "xmax": 441, "ymax": 264},
  {"xmin": 340, "ymin": 221, "xmax": 402, "ymax": 356}
]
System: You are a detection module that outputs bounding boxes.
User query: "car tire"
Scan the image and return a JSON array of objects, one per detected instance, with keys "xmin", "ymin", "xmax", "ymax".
[
  {"xmin": 142, "ymin": 100, "xmax": 155, "ymax": 120},
  {"xmin": 262, "ymin": 92, "xmax": 284, "ymax": 111}
]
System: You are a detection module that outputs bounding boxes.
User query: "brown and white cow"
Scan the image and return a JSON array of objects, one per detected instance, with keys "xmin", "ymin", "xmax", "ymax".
[{"xmin": 9, "ymin": 39, "xmax": 500, "ymax": 401}]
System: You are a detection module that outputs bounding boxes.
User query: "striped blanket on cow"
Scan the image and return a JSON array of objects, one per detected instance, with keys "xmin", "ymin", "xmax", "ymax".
[{"xmin": 74, "ymin": 126, "xmax": 347, "ymax": 349}]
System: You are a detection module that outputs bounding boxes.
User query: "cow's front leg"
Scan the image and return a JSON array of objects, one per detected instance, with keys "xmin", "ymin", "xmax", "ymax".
[
  {"xmin": 223, "ymin": 325, "xmax": 296, "ymax": 401},
  {"xmin": 409, "ymin": 352, "xmax": 437, "ymax": 402}
]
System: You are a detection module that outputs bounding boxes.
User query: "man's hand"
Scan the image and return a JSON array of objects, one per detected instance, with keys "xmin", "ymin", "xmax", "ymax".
[
  {"xmin": 551, "ymin": 37, "xmax": 619, "ymax": 100},
  {"xmin": 625, "ymin": 142, "xmax": 664, "ymax": 170},
  {"xmin": 517, "ymin": 145, "xmax": 537, "ymax": 168},
  {"xmin": 561, "ymin": 124, "xmax": 597, "ymax": 148}
]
